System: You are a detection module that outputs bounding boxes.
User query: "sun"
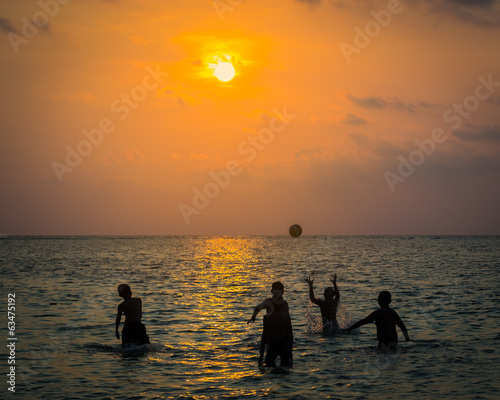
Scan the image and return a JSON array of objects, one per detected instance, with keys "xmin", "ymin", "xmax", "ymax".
[
  {"xmin": 207, "ymin": 55, "xmax": 237, "ymax": 82},
  {"xmin": 213, "ymin": 62, "xmax": 235, "ymax": 82}
]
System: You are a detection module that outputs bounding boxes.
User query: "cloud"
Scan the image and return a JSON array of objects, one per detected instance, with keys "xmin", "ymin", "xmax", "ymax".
[
  {"xmin": 347, "ymin": 95, "xmax": 387, "ymax": 109},
  {"xmin": 327, "ymin": 0, "xmax": 498, "ymax": 10},
  {"xmin": 446, "ymin": 0, "xmax": 496, "ymax": 8},
  {"xmin": 347, "ymin": 94, "xmax": 431, "ymax": 113},
  {"xmin": 0, "ymin": 17, "xmax": 16, "ymax": 33},
  {"xmin": 342, "ymin": 112, "xmax": 367, "ymax": 125},
  {"xmin": 425, "ymin": 0, "xmax": 500, "ymax": 27},
  {"xmin": 124, "ymin": 149, "xmax": 144, "ymax": 162},
  {"xmin": 391, "ymin": 99, "xmax": 432, "ymax": 113},
  {"xmin": 416, "ymin": 146, "xmax": 500, "ymax": 177},
  {"xmin": 487, "ymin": 96, "xmax": 500, "ymax": 105},
  {"xmin": 294, "ymin": 147, "xmax": 324, "ymax": 159},
  {"xmin": 452, "ymin": 125, "xmax": 500, "ymax": 142},
  {"xmin": 293, "ymin": 0, "xmax": 322, "ymax": 4},
  {"xmin": 190, "ymin": 154, "xmax": 211, "ymax": 160},
  {"xmin": 349, "ymin": 132, "xmax": 402, "ymax": 157},
  {"xmin": 1, "ymin": 13, "xmax": 54, "ymax": 35},
  {"xmin": 99, "ymin": 154, "xmax": 122, "ymax": 166},
  {"xmin": 324, "ymin": 0, "xmax": 500, "ymax": 27}
]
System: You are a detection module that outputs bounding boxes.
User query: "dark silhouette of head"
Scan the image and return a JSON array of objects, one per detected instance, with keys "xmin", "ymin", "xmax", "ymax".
[
  {"xmin": 378, "ymin": 291, "xmax": 392, "ymax": 307},
  {"xmin": 118, "ymin": 284, "xmax": 132, "ymax": 299},
  {"xmin": 272, "ymin": 281, "xmax": 284, "ymax": 291},
  {"xmin": 324, "ymin": 287, "xmax": 335, "ymax": 300}
]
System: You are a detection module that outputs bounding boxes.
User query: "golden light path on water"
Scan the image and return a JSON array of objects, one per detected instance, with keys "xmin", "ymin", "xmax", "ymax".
[
  {"xmin": 2, "ymin": 236, "xmax": 498, "ymax": 399},
  {"xmin": 181, "ymin": 237, "xmax": 265, "ymax": 385}
]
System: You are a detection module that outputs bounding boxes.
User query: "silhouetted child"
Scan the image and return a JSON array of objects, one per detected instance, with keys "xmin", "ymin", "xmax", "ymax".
[
  {"xmin": 304, "ymin": 274, "xmax": 341, "ymax": 334},
  {"xmin": 247, "ymin": 281, "xmax": 293, "ymax": 366},
  {"xmin": 345, "ymin": 291, "xmax": 410, "ymax": 350},
  {"xmin": 115, "ymin": 284, "xmax": 150, "ymax": 347}
]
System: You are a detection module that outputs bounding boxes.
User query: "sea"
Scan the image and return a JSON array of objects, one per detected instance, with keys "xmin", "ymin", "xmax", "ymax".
[{"xmin": 1, "ymin": 235, "xmax": 499, "ymax": 399}]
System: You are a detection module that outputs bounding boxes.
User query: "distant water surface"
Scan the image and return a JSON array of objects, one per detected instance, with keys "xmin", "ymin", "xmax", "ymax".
[{"xmin": 1, "ymin": 236, "xmax": 499, "ymax": 399}]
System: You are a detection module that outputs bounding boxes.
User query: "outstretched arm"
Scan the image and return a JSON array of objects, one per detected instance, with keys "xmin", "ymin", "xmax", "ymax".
[
  {"xmin": 331, "ymin": 274, "xmax": 340, "ymax": 301},
  {"xmin": 345, "ymin": 311, "xmax": 376, "ymax": 333},
  {"xmin": 305, "ymin": 276, "xmax": 320, "ymax": 305},
  {"xmin": 115, "ymin": 304, "xmax": 122, "ymax": 339},
  {"xmin": 247, "ymin": 300, "xmax": 268, "ymax": 324}
]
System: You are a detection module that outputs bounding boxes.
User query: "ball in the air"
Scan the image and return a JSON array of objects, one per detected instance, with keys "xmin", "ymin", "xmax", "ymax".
[{"xmin": 289, "ymin": 224, "xmax": 302, "ymax": 238}]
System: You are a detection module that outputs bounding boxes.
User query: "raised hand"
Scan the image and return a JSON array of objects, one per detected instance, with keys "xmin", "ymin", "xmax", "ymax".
[
  {"xmin": 304, "ymin": 276, "xmax": 314, "ymax": 286},
  {"xmin": 330, "ymin": 273, "xmax": 337, "ymax": 285}
]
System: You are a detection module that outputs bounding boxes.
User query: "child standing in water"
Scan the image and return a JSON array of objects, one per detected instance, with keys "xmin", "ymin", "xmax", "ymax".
[
  {"xmin": 304, "ymin": 274, "xmax": 341, "ymax": 334},
  {"xmin": 247, "ymin": 281, "xmax": 293, "ymax": 366},
  {"xmin": 345, "ymin": 290, "xmax": 410, "ymax": 350},
  {"xmin": 115, "ymin": 284, "xmax": 150, "ymax": 347}
]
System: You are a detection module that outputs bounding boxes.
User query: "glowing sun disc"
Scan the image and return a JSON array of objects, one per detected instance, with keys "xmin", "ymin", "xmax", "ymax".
[{"xmin": 214, "ymin": 62, "xmax": 235, "ymax": 82}]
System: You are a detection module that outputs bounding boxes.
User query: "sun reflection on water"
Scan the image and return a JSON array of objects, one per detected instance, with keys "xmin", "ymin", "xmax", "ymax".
[{"xmin": 173, "ymin": 237, "xmax": 269, "ymax": 387}]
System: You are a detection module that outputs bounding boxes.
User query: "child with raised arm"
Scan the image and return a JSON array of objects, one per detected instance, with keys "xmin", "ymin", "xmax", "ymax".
[
  {"xmin": 304, "ymin": 274, "xmax": 341, "ymax": 334},
  {"xmin": 345, "ymin": 291, "xmax": 410, "ymax": 350},
  {"xmin": 115, "ymin": 284, "xmax": 150, "ymax": 348},
  {"xmin": 247, "ymin": 281, "xmax": 293, "ymax": 366}
]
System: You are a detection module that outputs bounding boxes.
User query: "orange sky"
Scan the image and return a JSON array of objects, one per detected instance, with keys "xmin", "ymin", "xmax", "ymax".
[{"xmin": 1, "ymin": 0, "xmax": 499, "ymax": 235}]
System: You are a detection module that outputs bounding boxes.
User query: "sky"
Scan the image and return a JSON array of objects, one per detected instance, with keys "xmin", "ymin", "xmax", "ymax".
[{"xmin": 0, "ymin": 0, "xmax": 499, "ymax": 235}]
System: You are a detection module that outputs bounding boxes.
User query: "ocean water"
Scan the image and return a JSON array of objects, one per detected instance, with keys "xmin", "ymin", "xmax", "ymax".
[{"xmin": 1, "ymin": 235, "xmax": 499, "ymax": 399}]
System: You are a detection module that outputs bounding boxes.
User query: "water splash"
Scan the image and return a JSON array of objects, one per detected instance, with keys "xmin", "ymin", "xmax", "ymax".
[
  {"xmin": 305, "ymin": 302, "xmax": 323, "ymax": 334},
  {"xmin": 305, "ymin": 301, "xmax": 356, "ymax": 334},
  {"xmin": 337, "ymin": 302, "xmax": 356, "ymax": 330}
]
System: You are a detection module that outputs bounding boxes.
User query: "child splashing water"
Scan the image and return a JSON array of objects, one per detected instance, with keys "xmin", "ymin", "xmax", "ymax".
[{"xmin": 304, "ymin": 274, "xmax": 354, "ymax": 334}]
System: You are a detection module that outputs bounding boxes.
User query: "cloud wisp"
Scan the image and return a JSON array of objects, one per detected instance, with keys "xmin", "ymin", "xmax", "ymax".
[
  {"xmin": 347, "ymin": 94, "xmax": 431, "ymax": 113},
  {"xmin": 452, "ymin": 125, "xmax": 500, "ymax": 142}
]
